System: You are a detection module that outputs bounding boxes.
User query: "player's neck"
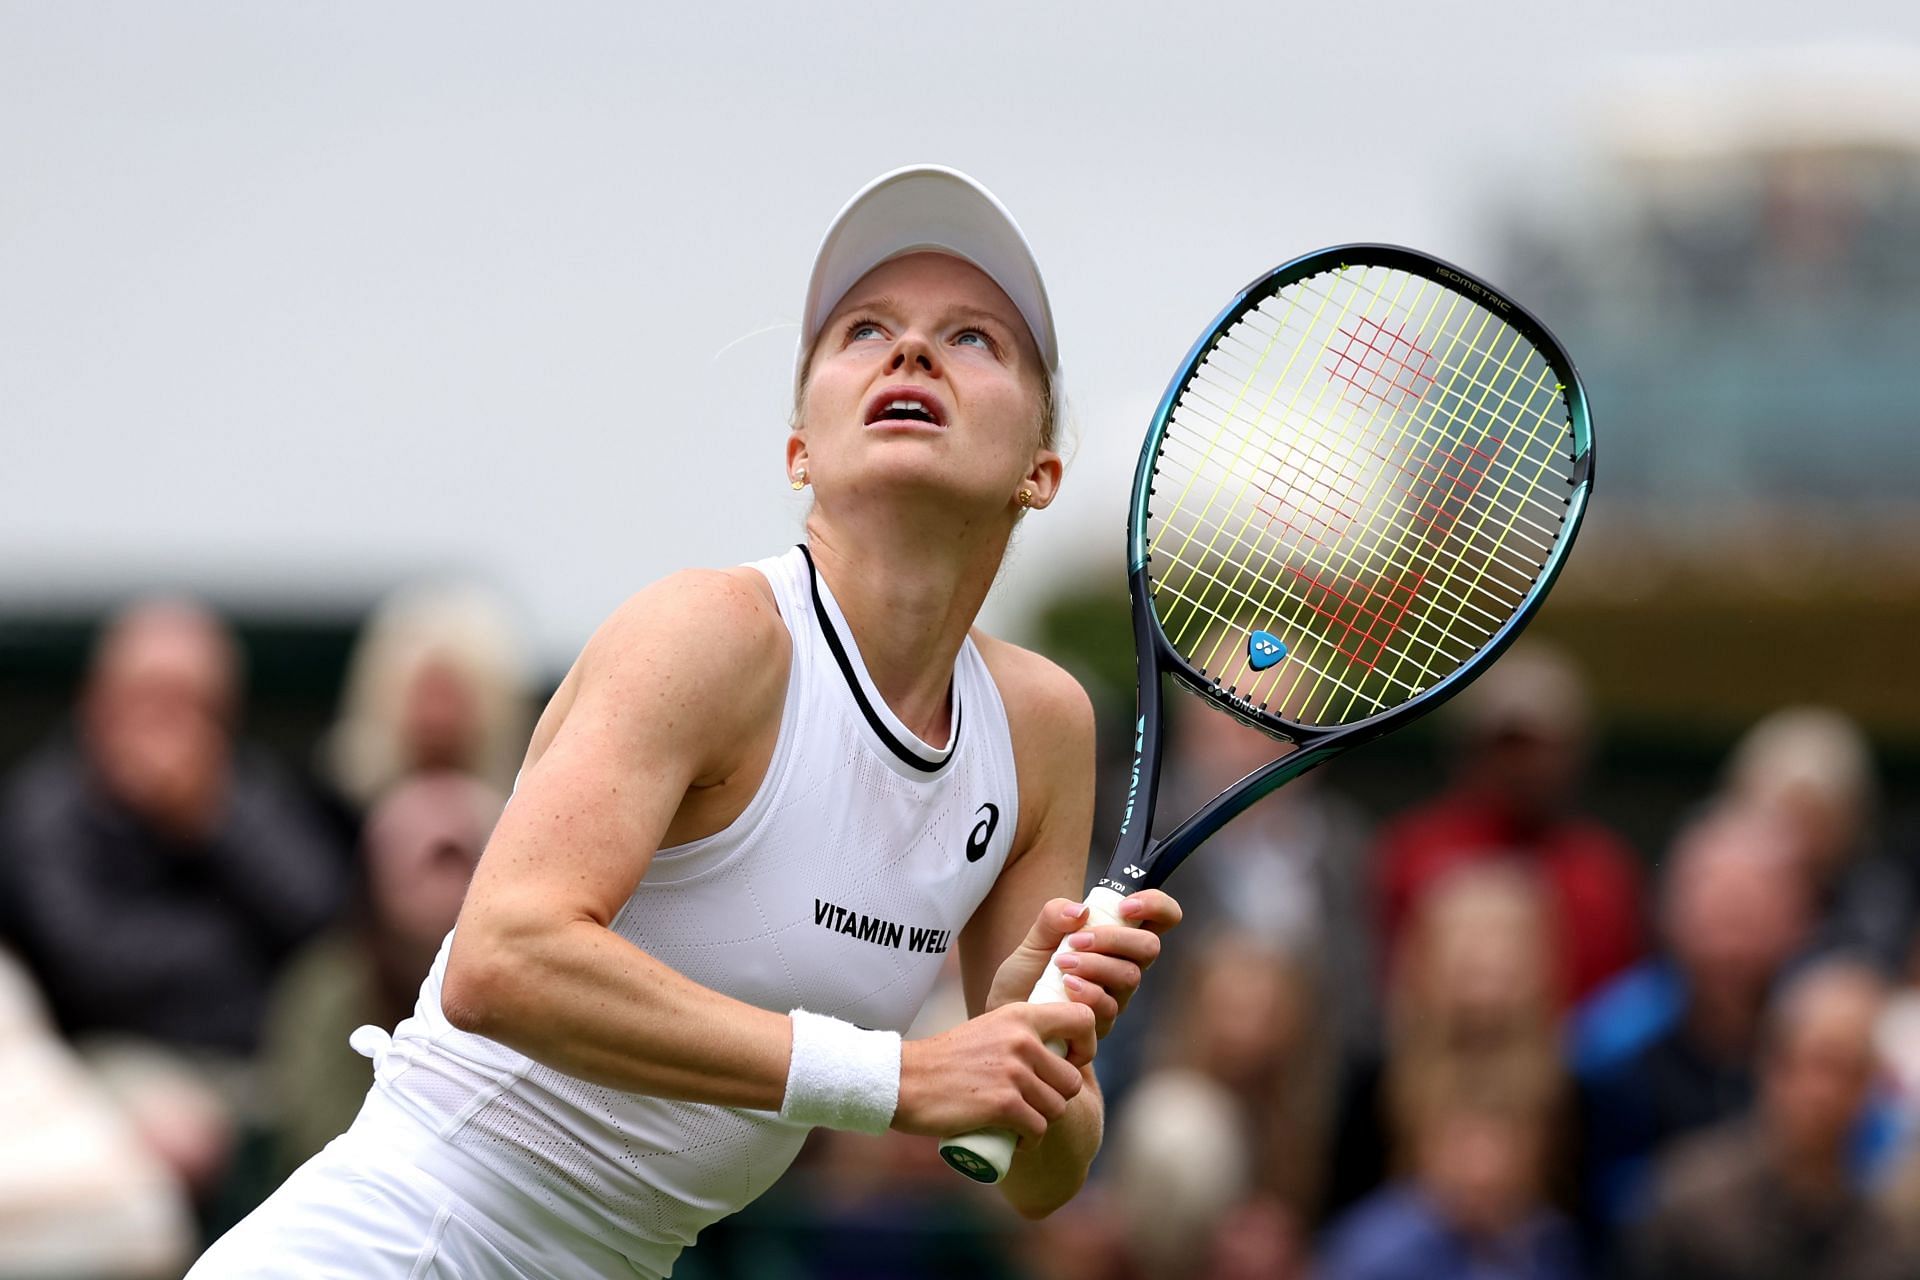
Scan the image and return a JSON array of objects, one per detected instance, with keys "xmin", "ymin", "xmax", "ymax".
[{"xmin": 803, "ymin": 510, "xmax": 1010, "ymax": 744}]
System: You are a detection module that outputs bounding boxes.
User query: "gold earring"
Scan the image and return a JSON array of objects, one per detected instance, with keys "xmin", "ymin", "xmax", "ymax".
[
  {"xmin": 791, "ymin": 468, "xmax": 808, "ymax": 491},
  {"xmin": 1017, "ymin": 488, "xmax": 1034, "ymax": 508}
]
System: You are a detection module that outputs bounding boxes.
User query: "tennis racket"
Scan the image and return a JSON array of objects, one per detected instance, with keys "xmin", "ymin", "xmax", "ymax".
[{"xmin": 938, "ymin": 243, "xmax": 1594, "ymax": 1183}]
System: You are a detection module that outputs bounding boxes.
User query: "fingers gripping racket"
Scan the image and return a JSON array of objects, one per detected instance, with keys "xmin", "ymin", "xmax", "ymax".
[{"xmin": 938, "ymin": 245, "xmax": 1594, "ymax": 1183}]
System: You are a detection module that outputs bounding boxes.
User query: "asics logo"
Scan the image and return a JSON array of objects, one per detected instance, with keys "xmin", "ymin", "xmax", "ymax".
[{"xmin": 966, "ymin": 802, "xmax": 1000, "ymax": 863}]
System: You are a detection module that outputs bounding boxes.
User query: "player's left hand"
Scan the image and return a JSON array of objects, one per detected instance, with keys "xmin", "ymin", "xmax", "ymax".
[{"xmin": 987, "ymin": 891, "xmax": 1182, "ymax": 1038}]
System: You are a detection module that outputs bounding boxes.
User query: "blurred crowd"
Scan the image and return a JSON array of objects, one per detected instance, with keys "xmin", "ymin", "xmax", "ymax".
[
  {"xmin": 2, "ymin": 595, "xmax": 1918, "ymax": 1280},
  {"xmin": 0, "ymin": 590, "xmax": 522, "ymax": 1277}
]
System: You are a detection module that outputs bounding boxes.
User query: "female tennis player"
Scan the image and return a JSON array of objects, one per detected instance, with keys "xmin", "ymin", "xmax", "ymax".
[{"xmin": 189, "ymin": 165, "xmax": 1181, "ymax": 1278}]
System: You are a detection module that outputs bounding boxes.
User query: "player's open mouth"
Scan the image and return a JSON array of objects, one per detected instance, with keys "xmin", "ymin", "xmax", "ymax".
[{"xmin": 864, "ymin": 386, "xmax": 948, "ymax": 429}]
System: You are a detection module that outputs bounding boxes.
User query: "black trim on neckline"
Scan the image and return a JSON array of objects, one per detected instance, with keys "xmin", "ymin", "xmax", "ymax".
[{"xmin": 798, "ymin": 544, "xmax": 958, "ymax": 775}]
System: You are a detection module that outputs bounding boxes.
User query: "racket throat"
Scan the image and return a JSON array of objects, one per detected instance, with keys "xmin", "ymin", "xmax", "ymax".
[
  {"xmin": 1102, "ymin": 723, "xmax": 1163, "ymax": 894},
  {"xmin": 1103, "ymin": 590, "xmax": 1173, "ymax": 893}
]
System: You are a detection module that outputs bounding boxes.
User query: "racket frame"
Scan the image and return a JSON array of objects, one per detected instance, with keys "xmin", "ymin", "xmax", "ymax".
[{"xmin": 1096, "ymin": 243, "xmax": 1593, "ymax": 899}]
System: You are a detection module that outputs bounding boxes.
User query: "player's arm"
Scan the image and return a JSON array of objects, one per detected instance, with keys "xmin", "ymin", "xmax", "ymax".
[
  {"xmin": 440, "ymin": 572, "xmax": 1094, "ymax": 1136},
  {"xmin": 956, "ymin": 642, "xmax": 1180, "ymax": 1218},
  {"xmin": 438, "ymin": 569, "xmax": 798, "ymax": 1105}
]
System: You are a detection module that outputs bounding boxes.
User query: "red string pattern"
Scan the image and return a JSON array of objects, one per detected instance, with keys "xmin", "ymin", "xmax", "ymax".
[
  {"xmin": 1277, "ymin": 565, "xmax": 1423, "ymax": 672},
  {"xmin": 1325, "ymin": 317, "xmax": 1435, "ymax": 409}
]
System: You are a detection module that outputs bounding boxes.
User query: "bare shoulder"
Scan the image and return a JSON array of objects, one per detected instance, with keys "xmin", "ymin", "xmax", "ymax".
[
  {"xmin": 525, "ymin": 567, "xmax": 788, "ymax": 775},
  {"xmin": 972, "ymin": 631, "xmax": 1093, "ymax": 733},
  {"xmin": 585, "ymin": 567, "xmax": 783, "ymax": 668},
  {"xmin": 970, "ymin": 632, "xmax": 1095, "ymax": 802}
]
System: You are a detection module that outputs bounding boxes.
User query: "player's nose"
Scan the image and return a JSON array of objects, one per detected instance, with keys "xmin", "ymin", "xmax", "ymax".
[{"xmin": 887, "ymin": 330, "xmax": 940, "ymax": 378}]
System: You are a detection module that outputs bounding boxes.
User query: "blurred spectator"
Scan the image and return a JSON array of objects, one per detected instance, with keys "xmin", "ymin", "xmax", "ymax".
[
  {"xmin": 1015, "ymin": 1186, "xmax": 1148, "ymax": 1280},
  {"xmin": 1724, "ymin": 706, "xmax": 1905, "ymax": 972},
  {"xmin": 1872, "ymin": 929, "xmax": 1920, "ymax": 1249},
  {"xmin": 1160, "ymin": 705, "xmax": 1374, "ymax": 1052},
  {"xmin": 262, "ymin": 771, "xmax": 502, "ymax": 1175},
  {"xmin": 1330, "ymin": 863, "xmax": 1569, "ymax": 1222},
  {"xmin": 1095, "ymin": 702, "xmax": 1370, "ymax": 1127},
  {"xmin": 1577, "ymin": 805, "xmax": 1811, "ymax": 1234},
  {"xmin": 0, "ymin": 598, "xmax": 347, "ymax": 1212},
  {"xmin": 1319, "ymin": 1084, "xmax": 1582, "ymax": 1280},
  {"xmin": 1105, "ymin": 931, "xmax": 1331, "ymax": 1275},
  {"xmin": 1202, "ymin": 1191, "xmax": 1310, "ymax": 1280},
  {"xmin": 0, "ymin": 600, "xmax": 346, "ymax": 1053},
  {"xmin": 1373, "ymin": 643, "xmax": 1642, "ymax": 1006},
  {"xmin": 0, "ymin": 946, "xmax": 194, "ymax": 1277},
  {"xmin": 1630, "ymin": 960, "xmax": 1911, "ymax": 1280},
  {"xmin": 1182, "ymin": 935, "xmax": 1335, "ymax": 1216},
  {"xmin": 1877, "ymin": 930, "xmax": 1920, "ymax": 1144},
  {"xmin": 317, "ymin": 583, "xmax": 532, "ymax": 831},
  {"xmin": 1105, "ymin": 1069, "xmax": 1254, "ymax": 1279}
]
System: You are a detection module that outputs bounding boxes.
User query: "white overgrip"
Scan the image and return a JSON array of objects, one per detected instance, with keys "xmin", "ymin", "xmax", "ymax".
[
  {"xmin": 1025, "ymin": 884, "xmax": 1130, "ymax": 1011},
  {"xmin": 936, "ymin": 885, "xmax": 1132, "ymax": 1184}
]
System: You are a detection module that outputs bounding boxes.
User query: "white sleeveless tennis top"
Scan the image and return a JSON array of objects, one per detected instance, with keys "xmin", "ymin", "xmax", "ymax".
[{"xmin": 365, "ymin": 545, "xmax": 1021, "ymax": 1273}]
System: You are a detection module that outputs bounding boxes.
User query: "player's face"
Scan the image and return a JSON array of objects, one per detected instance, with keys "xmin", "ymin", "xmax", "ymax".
[{"xmin": 793, "ymin": 252, "xmax": 1057, "ymax": 516}]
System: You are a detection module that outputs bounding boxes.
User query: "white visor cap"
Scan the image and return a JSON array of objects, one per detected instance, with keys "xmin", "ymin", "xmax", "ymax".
[{"xmin": 797, "ymin": 165, "xmax": 1059, "ymax": 395}]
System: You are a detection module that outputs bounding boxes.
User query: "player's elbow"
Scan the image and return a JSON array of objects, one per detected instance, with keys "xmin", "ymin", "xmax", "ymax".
[
  {"xmin": 440, "ymin": 934, "xmax": 527, "ymax": 1038},
  {"xmin": 438, "ymin": 956, "xmax": 496, "ymax": 1036}
]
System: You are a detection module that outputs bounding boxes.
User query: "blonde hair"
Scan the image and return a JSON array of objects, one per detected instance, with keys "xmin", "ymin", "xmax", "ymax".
[
  {"xmin": 321, "ymin": 584, "xmax": 532, "ymax": 808},
  {"xmin": 1725, "ymin": 705, "xmax": 1876, "ymax": 823}
]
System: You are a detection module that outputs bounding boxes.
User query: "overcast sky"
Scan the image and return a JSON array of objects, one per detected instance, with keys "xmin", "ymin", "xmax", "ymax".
[{"xmin": 6, "ymin": 1, "xmax": 1918, "ymax": 666}]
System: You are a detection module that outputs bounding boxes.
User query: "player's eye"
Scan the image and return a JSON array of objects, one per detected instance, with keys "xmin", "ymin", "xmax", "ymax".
[
  {"xmin": 847, "ymin": 320, "xmax": 886, "ymax": 342},
  {"xmin": 954, "ymin": 329, "xmax": 991, "ymax": 349}
]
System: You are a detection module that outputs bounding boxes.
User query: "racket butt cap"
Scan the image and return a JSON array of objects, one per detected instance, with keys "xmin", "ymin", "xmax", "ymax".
[{"xmin": 939, "ymin": 1128, "xmax": 1018, "ymax": 1183}]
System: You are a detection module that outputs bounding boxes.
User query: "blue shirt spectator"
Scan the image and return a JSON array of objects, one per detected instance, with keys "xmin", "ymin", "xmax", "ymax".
[{"xmin": 1320, "ymin": 1185, "xmax": 1582, "ymax": 1280}]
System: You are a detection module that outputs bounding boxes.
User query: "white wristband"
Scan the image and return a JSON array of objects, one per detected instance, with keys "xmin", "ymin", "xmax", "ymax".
[{"xmin": 779, "ymin": 1009, "xmax": 901, "ymax": 1134}]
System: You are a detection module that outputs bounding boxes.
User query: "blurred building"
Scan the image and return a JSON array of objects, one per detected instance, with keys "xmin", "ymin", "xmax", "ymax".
[
  {"xmin": 1495, "ymin": 45, "xmax": 1920, "ymax": 739},
  {"xmin": 1514, "ymin": 44, "xmax": 1920, "ymax": 509}
]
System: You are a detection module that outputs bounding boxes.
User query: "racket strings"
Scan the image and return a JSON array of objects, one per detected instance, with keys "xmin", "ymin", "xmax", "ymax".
[
  {"xmin": 1166, "ymin": 272, "xmax": 1485, "ymax": 694},
  {"xmin": 1151, "ymin": 522, "xmax": 1505, "ymax": 645},
  {"xmin": 1160, "ymin": 387, "xmax": 1565, "ymax": 552},
  {"xmin": 1180, "ymin": 290, "xmax": 1564, "ymax": 719},
  {"xmin": 1150, "ymin": 434, "xmax": 1531, "ymax": 637},
  {"xmin": 1317, "ymin": 299, "xmax": 1563, "ymax": 712},
  {"xmin": 1204, "ymin": 300, "xmax": 1561, "ymax": 445},
  {"xmin": 1153, "ymin": 272, "xmax": 1426, "ymax": 691},
  {"xmin": 1161, "ymin": 268, "xmax": 1467, "ymax": 653},
  {"xmin": 1195, "ymin": 283, "xmax": 1555, "ymax": 593},
  {"xmin": 1144, "ymin": 262, "xmax": 1577, "ymax": 728},
  {"xmin": 1176, "ymin": 321, "xmax": 1559, "ymax": 721},
  {"xmin": 1187, "ymin": 347, "xmax": 1570, "ymax": 548}
]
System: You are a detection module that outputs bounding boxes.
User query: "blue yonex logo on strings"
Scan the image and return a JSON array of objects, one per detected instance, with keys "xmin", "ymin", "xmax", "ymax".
[{"xmin": 1248, "ymin": 631, "xmax": 1287, "ymax": 671}]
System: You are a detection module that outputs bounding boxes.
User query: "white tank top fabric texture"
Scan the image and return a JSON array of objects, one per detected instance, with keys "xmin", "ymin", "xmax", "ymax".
[{"xmin": 367, "ymin": 545, "xmax": 1022, "ymax": 1273}]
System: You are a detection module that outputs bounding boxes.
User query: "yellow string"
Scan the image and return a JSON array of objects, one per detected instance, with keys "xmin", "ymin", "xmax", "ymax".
[
  {"xmin": 1161, "ymin": 265, "xmax": 1396, "ymax": 659},
  {"xmin": 1143, "ymin": 262, "xmax": 1576, "ymax": 727},
  {"xmin": 1173, "ymin": 265, "xmax": 1411, "ymax": 680},
  {"xmin": 1266, "ymin": 275, "xmax": 1495, "ymax": 720},
  {"xmin": 1310, "ymin": 313, "xmax": 1528, "ymax": 723}
]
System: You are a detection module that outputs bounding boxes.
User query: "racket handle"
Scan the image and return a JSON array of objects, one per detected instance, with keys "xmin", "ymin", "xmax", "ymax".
[{"xmin": 938, "ymin": 886, "xmax": 1130, "ymax": 1184}]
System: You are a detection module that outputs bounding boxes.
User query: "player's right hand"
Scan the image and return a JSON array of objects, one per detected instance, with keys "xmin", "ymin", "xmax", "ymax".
[{"xmin": 891, "ymin": 1001, "xmax": 1096, "ymax": 1148}]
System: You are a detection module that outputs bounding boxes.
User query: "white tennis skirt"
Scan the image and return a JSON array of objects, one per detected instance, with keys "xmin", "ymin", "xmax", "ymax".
[{"xmin": 186, "ymin": 1088, "xmax": 661, "ymax": 1280}]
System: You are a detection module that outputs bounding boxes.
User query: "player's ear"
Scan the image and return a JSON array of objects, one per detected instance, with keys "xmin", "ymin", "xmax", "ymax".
[
  {"xmin": 785, "ymin": 434, "xmax": 810, "ymax": 489},
  {"xmin": 1019, "ymin": 449, "xmax": 1063, "ymax": 511}
]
